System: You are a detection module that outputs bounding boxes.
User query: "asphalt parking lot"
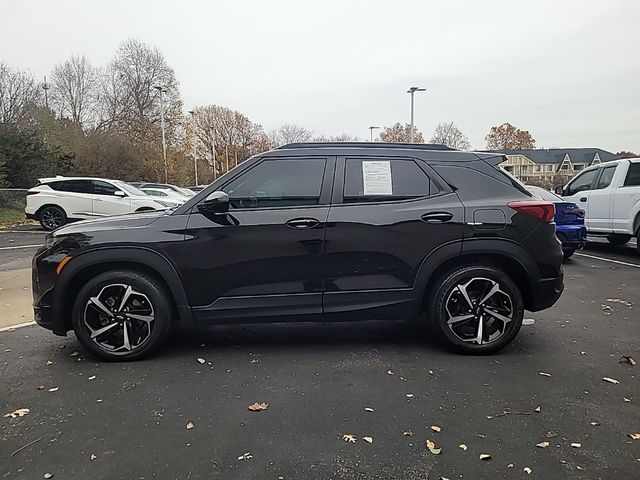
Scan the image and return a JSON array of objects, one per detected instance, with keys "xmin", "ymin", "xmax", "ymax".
[{"xmin": 1, "ymin": 229, "xmax": 639, "ymax": 479}]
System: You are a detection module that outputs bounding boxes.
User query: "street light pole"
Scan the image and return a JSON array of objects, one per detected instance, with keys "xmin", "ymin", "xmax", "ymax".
[
  {"xmin": 406, "ymin": 86, "xmax": 426, "ymax": 143},
  {"xmin": 369, "ymin": 126, "xmax": 380, "ymax": 142},
  {"xmin": 188, "ymin": 110, "xmax": 198, "ymax": 186},
  {"xmin": 154, "ymin": 86, "xmax": 168, "ymax": 183}
]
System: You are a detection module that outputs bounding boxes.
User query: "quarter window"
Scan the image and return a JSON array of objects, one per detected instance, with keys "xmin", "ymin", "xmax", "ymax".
[
  {"xmin": 344, "ymin": 158, "xmax": 435, "ymax": 203},
  {"xmin": 624, "ymin": 163, "xmax": 640, "ymax": 186},
  {"xmin": 595, "ymin": 165, "xmax": 616, "ymax": 189},
  {"xmin": 565, "ymin": 169, "xmax": 598, "ymax": 196},
  {"xmin": 223, "ymin": 158, "xmax": 326, "ymax": 209}
]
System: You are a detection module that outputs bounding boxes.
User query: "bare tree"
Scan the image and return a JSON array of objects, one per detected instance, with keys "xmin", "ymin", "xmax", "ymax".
[
  {"xmin": 0, "ymin": 62, "xmax": 39, "ymax": 124},
  {"xmin": 313, "ymin": 134, "xmax": 361, "ymax": 142},
  {"xmin": 379, "ymin": 123, "xmax": 424, "ymax": 143},
  {"xmin": 430, "ymin": 122, "xmax": 471, "ymax": 150},
  {"xmin": 267, "ymin": 123, "xmax": 312, "ymax": 147},
  {"xmin": 50, "ymin": 55, "xmax": 97, "ymax": 126}
]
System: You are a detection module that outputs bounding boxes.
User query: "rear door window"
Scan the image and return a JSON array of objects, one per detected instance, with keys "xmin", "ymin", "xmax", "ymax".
[
  {"xmin": 595, "ymin": 165, "xmax": 616, "ymax": 189},
  {"xmin": 343, "ymin": 158, "xmax": 436, "ymax": 203},
  {"xmin": 58, "ymin": 180, "xmax": 93, "ymax": 194}
]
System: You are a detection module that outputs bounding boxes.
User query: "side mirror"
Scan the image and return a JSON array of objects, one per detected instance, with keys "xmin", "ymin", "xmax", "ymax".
[
  {"xmin": 553, "ymin": 185, "xmax": 564, "ymax": 195},
  {"xmin": 114, "ymin": 190, "xmax": 126, "ymax": 197},
  {"xmin": 198, "ymin": 191, "xmax": 229, "ymax": 214}
]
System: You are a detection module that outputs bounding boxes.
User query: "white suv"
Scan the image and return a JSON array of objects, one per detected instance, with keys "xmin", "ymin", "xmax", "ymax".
[{"xmin": 25, "ymin": 177, "xmax": 180, "ymax": 230}]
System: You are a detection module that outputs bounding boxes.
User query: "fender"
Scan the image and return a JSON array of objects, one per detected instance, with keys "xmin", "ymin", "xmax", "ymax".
[{"xmin": 53, "ymin": 246, "xmax": 194, "ymax": 333}]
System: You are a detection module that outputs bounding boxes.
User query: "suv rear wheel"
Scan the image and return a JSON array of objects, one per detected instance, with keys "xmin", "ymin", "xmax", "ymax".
[
  {"xmin": 72, "ymin": 270, "xmax": 173, "ymax": 361},
  {"xmin": 39, "ymin": 205, "xmax": 67, "ymax": 231},
  {"xmin": 607, "ymin": 234, "xmax": 631, "ymax": 245},
  {"xmin": 429, "ymin": 266, "xmax": 524, "ymax": 354}
]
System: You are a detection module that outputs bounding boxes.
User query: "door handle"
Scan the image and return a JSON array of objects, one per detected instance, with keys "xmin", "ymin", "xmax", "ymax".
[
  {"xmin": 421, "ymin": 212, "xmax": 453, "ymax": 223},
  {"xmin": 285, "ymin": 218, "xmax": 320, "ymax": 229},
  {"xmin": 579, "ymin": 197, "xmax": 587, "ymax": 202}
]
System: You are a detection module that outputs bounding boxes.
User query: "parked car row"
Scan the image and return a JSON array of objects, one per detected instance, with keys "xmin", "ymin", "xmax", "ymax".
[{"xmin": 25, "ymin": 177, "xmax": 193, "ymax": 230}]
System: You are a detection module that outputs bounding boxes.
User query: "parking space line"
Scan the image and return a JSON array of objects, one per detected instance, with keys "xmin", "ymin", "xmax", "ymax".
[
  {"xmin": 575, "ymin": 252, "xmax": 640, "ymax": 268},
  {"xmin": 0, "ymin": 244, "xmax": 42, "ymax": 251},
  {"xmin": 0, "ymin": 321, "xmax": 36, "ymax": 332}
]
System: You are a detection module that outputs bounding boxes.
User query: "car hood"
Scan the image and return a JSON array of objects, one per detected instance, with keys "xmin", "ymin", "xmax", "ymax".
[{"xmin": 52, "ymin": 210, "xmax": 166, "ymax": 236}]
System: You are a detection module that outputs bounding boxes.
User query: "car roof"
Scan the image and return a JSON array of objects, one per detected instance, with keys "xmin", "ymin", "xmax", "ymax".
[{"xmin": 38, "ymin": 176, "xmax": 122, "ymax": 183}]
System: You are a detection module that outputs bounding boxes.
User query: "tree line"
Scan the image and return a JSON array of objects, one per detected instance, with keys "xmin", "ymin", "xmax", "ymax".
[{"xmin": 1, "ymin": 39, "xmax": 635, "ymax": 188}]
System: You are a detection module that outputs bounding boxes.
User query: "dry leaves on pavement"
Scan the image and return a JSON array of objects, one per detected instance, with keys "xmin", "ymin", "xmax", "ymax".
[
  {"xmin": 363, "ymin": 436, "xmax": 373, "ymax": 443},
  {"xmin": 524, "ymin": 467, "xmax": 532, "ymax": 474},
  {"xmin": 248, "ymin": 402, "xmax": 269, "ymax": 411},
  {"xmin": 186, "ymin": 421, "xmax": 194, "ymax": 429},
  {"xmin": 431, "ymin": 425, "xmax": 442, "ymax": 432},
  {"xmin": 536, "ymin": 441, "xmax": 550, "ymax": 448},
  {"xmin": 402, "ymin": 430, "xmax": 413, "ymax": 437},
  {"xmin": 479, "ymin": 454, "xmax": 492, "ymax": 460},
  {"xmin": 627, "ymin": 433, "xmax": 640, "ymax": 440},
  {"xmin": 603, "ymin": 377, "xmax": 620, "ymax": 384},
  {"xmin": 342, "ymin": 434, "xmax": 357, "ymax": 443},
  {"xmin": 237, "ymin": 452, "xmax": 252, "ymax": 461},
  {"xmin": 426, "ymin": 439, "xmax": 441, "ymax": 455},
  {"xmin": 538, "ymin": 372, "xmax": 552, "ymax": 377},
  {"xmin": 570, "ymin": 442, "xmax": 582, "ymax": 448},
  {"xmin": 196, "ymin": 358, "xmax": 206, "ymax": 364},
  {"xmin": 619, "ymin": 356, "xmax": 636, "ymax": 366},
  {"xmin": 4, "ymin": 408, "xmax": 30, "ymax": 418},
  {"xmin": 459, "ymin": 444, "xmax": 468, "ymax": 451}
]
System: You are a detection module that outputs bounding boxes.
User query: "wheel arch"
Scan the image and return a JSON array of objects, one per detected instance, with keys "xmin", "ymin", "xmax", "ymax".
[
  {"xmin": 53, "ymin": 247, "xmax": 193, "ymax": 334},
  {"xmin": 35, "ymin": 203, "xmax": 68, "ymax": 219}
]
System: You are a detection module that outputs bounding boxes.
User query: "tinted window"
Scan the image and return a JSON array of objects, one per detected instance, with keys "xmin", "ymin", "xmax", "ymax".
[
  {"xmin": 624, "ymin": 162, "xmax": 640, "ymax": 186},
  {"xmin": 566, "ymin": 169, "xmax": 597, "ymax": 196},
  {"xmin": 58, "ymin": 180, "xmax": 93, "ymax": 194},
  {"xmin": 93, "ymin": 180, "xmax": 120, "ymax": 196},
  {"xmin": 595, "ymin": 165, "xmax": 616, "ymax": 189},
  {"xmin": 344, "ymin": 158, "xmax": 435, "ymax": 203},
  {"xmin": 223, "ymin": 158, "xmax": 326, "ymax": 209},
  {"xmin": 46, "ymin": 181, "xmax": 64, "ymax": 191}
]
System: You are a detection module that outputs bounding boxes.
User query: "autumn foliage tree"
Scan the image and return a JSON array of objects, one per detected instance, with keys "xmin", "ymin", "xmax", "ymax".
[
  {"xmin": 379, "ymin": 123, "xmax": 424, "ymax": 143},
  {"xmin": 485, "ymin": 122, "xmax": 536, "ymax": 150},
  {"xmin": 614, "ymin": 151, "xmax": 638, "ymax": 159}
]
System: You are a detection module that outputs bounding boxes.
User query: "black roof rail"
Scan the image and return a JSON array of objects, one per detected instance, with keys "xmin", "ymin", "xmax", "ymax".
[{"xmin": 277, "ymin": 142, "xmax": 455, "ymax": 151}]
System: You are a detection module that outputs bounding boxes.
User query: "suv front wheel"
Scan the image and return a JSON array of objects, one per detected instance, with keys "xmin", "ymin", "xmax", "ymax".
[
  {"xmin": 429, "ymin": 265, "xmax": 524, "ymax": 354},
  {"xmin": 72, "ymin": 270, "xmax": 173, "ymax": 361}
]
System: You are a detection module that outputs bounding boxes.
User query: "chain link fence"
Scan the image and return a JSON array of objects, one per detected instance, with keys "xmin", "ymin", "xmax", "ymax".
[{"xmin": 0, "ymin": 188, "xmax": 28, "ymax": 225}]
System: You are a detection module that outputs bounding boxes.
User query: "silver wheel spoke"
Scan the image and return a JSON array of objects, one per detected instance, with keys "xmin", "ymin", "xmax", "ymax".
[
  {"xmin": 474, "ymin": 314, "xmax": 484, "ymax": 344},
  {"xmin": 90, "ymin": 322, "xmax": 118, "ymax": 339},
  {"xmin": 122, "ymin": 322, "xmax": 131, "ymax": 350},
  {"xmin": 127, "ymin": 313, "xmax": 154, "ymax": 323},
  {"xmin": 447, "ymin": 314, "xmax": 475, "ymax": 325},
  {"xmin": 89, "ymin": 297, "xmax": 114, "ymax": 318},
  {"xmin": 478, "ymin": 281, "xmax": 500, "ymax": 305},
  {"xmin": 457, "ymin": 284, "xmax": 475, "ymax": 309},
  {"xmin": 118, "ymin": 285, "xmax": 133, "ymax": 312},
  {"xmin": 484, "ymin": 307, "xmax": 512, "ymax": 325}
]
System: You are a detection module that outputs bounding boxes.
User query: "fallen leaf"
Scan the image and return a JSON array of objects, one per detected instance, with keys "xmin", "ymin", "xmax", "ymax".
[
  {"xmin": 601, "ymin": 304, "xmax": 613, "ymax": 315},
  {"xmin": 45, "ymin": 360, "xmax": 53, "ymax": 366},
  {"xmin": 70, "ymin": 351, "xmax": 80, "ymax": 357},
  {"xmin": 90, "ymin": 454, "xmax": 97, "ymax": 461},
  {"xmin": 524, "ymin": 467, "xmax": 532, "ymax": 474},
  {"xmin": 4, "ymin": 408, "xmax": 30, "ymax": 418},
  {"xmin": 403, "ymin": 430, "xmax": 413, "ymax": 437},
  {"xmin": 364, "ymin": 407, "xmax": 374, "ymax": 412},
  {"xmin": 619, "ymin": 356, "xmax": 636, "ymax": 366},
  {"xmin": 37, "ymin": 385, "xmax": 45, "ymax": 391},
  {"xmin": 536, "ymin": 441, "xmax": 550, "ymax": 448},
  {"xmin": 406, "ymin": 394, "xmax": 414, "ymax": 398},
  {"xmin": 590, "ymin": 422, "xmax": 600, "ymax": 426},
  {"xmin": 342, "ymin": 434, "xmax": 357, "ymax": 443},
  {"xmin": 507, "ymin": 463, "xmax": 514, "ymax": 468},
  {"xmin": 248, "ymin": 402, "xmax": 269, "ymax": 411},
  {"xmin": 603, "ymin": 377, "xmax": 620, "ymax": 384},
  {"xmin": 48, "ymin": 387, "xmax": 59, "ymax": 392},
  {"xmin": 570, "ymin": 442, "xmax": 582, "ymax": 448},
  {"xmin": 479, "ymin": 453, "xmax": 492, "ymax": 460},
  {"xmin": 431, "ymin": 425, "xmax": 442, "ymax": 433},
  {"xmin": 624, "ymin": 398, "xmax": 631, "ymax": 403},
  {"xmin": 581, "ymin": 351, "xmax": 588, "ymax": 355},
  {"xmin": 387, "ymin": 369, "xmax": 394, "ymax": 375},
  {"xmin": 534, "ymin": 406, "xmax": 541, "ymax": 413},
  {"xmin": 237, "ymin": 452, "xmax": 252, "ymax": 461},
  {"xmin": 459, "ymin": 444, "xmax": 468, "ymax": 451},
  {"xmin": 627, "ymin": 433, "xmax": 640, "ymax": 440},
  {"xmin": 43, "ymin": 474, "xmax": 54, "ymax": 479},
  {"xmin": 426, "ymin": 439, "xmax": 441, "ymax": 455},
  {"xmin": 186, "ymin": 421, "xmax": 194, "ymax": 429},
  {"xmin": 607, "ymin": 298, "xmax": 633, "ymax": 307},
  {"xmin": 197, "ymin": 358, "xmax": 206, "ymax": 364},
  {"xmin": 539, "ymin": 372, "xmax": 552, "ymax": 377},
  {"xmin": 363, "ymin": 436, "xmax": 373, "ymax": 443},
  {"xmin": 88, "ymin": 375, "xmax": 96, "ymax": 381}
]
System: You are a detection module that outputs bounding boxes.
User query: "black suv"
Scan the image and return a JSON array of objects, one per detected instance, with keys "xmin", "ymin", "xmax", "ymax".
[{"xmin": 33, "ymin": 143, "xmax": 564, "ymax": 360}]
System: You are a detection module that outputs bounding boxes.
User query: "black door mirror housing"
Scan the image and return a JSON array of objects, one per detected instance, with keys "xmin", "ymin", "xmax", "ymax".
[
  {"xmin": 199, "ymin": 191, "xmax": 230, "ymax": 214},
  {"xmin": 553, "ymin": 185, "xmax": 564, "ymax": 195}
]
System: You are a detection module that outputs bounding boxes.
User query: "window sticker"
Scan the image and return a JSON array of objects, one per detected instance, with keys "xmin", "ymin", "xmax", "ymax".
[{"xmin": 362, "ymin": 161, "xmax": 392, "ymax": 195}]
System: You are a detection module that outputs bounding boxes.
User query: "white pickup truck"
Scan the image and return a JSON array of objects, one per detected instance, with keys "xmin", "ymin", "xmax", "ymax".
[{"xmin": 555, "ymin": 157, "xmax": 640, "ymax": 253}]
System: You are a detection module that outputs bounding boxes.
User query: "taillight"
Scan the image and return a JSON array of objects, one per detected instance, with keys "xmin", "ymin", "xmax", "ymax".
[
  {"xmin": 562, "ymin": 207, "xmax": 584, "ymax": 218},
  {"xmin": 26, "ymin": 190, "xmax": 40, "ymax": 196},
  {"xmin": 507, "ymin": 200, "xmax": 555, "ymax": 223}
]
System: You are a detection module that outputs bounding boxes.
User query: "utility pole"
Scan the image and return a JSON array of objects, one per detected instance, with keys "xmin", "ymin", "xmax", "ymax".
[
  {"xmin": 225, "ymin": 144, "xmax": 229, "ymax": 173},
  {"xmin": 188, "ymin": 110, "xmax": 198, "ymax": 186},
  {"xmin": 369, "ymin": 126, "xmax": 380, "ymax": 142},
  {"xmin": 154, "ymin": 86, "xmax": 168, "ymax": 183},
  {"xmin": 42, "ymin": 76, "xmax": 50, "ymax": 109},
  {"xmin": 407, "ymin": 86, "xmax": 426, "ymax": 143},
  {"xmin": 210, "ymin": 126, "xmax": 217, "ymax": 180}
]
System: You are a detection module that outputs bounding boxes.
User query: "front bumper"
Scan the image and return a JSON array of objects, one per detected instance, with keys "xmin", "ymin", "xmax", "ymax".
[{"xmin": 528, "ymin": 273, "xmax": 564, "ymax": 312}]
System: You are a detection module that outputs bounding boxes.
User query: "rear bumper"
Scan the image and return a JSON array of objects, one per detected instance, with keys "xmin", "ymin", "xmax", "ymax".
[
  {"xmin": 528, "ymin": 273, "xmax": 564, "ymax": 312},
  {"xmin": 556, "ymin": 225, "xmax": 586, "ymax": 249}
]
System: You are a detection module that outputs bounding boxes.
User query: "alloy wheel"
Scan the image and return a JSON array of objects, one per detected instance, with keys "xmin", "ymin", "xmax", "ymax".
[
  {"xmin": 41, "ymin": 208, "xmax": 63, "ymax": 230},
  {"xmin": 444, "ymin": 277, "xmax": 514, "ymax": 345},
  {"xmin": 83, "ymin": 284, "xmax": 155, "ymax": 354}
]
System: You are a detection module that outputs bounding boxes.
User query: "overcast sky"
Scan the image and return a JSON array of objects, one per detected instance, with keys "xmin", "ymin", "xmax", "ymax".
[{"xmin": 3, "ymin": 0, "xmax": 640, "ymax": 152}]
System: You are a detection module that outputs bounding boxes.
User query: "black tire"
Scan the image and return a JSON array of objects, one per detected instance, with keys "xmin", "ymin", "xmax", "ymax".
[
  {"xmin": 39, "ymin": 205, "xmax": 67, "ymax": 231},
  {"xmin": 607, "ymin": 234, "xmax": 631, "ymax": 245},
  {"xmin": 428, "ymin": 265, "xmax": 524, "ymax": 354},
  {"xmin": 72, "ymin": 270, "xmax": 173, "ymax": 361},
  {"xmin": 563, "ymin": 248, "xmax": 575, "ymax": 259}
]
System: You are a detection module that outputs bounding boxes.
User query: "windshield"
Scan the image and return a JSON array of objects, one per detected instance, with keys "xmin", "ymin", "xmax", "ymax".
[{"xmin": 115, "ymin": 181, "xmax": 147, "ymax": 196}]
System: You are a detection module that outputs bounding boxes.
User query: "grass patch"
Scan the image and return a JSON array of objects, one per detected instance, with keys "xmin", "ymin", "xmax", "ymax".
[{"xmin": 0, "ymin": 208, "xmax": 29, "ymax": 228}]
